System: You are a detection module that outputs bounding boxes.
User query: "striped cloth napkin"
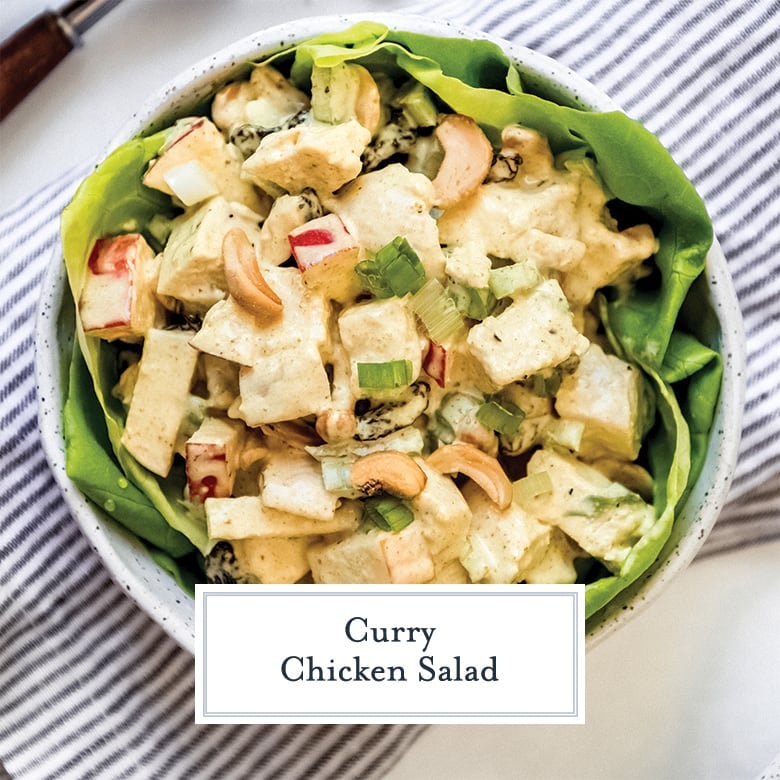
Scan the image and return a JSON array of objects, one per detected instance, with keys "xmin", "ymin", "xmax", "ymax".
[{"xmin": 1, "ymin": 0, "xmax": 778, "ymax": 776}]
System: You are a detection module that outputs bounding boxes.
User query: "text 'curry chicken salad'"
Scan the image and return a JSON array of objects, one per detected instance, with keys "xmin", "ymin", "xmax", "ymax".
[{"xmin": 60, "ymin": 22, "xmax": 722, "ymax": 621}]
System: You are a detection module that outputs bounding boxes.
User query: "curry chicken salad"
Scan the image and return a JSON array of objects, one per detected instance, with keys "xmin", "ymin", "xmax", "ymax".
[{"xmin": 61, "ymin": 24, "xmax": 721, "ymax": 618}]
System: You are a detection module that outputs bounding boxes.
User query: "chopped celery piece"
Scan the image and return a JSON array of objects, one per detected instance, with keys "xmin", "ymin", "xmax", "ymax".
[
  {"xmin": 321, "ymin": 457, "xmax": 361, "ymax": 497},
  {"xmin": 489, "ymin": 262, "xmax": 542, "ymax": 299},
  {"xmin": 363, "ymin": 495, "xmax": 415, "ymax": 533},
  {"xmin": 513, "ymin": 471, "xmax": 553, "ymax": 503},
  {"xmin": 392, "ymin": 79, "xmax": 439, "ymax": 127},
  {"xmin": 406, "ymin": 134, "xmax": 445, "ymax": 179},
  {"xmin": 543, "ymin": 418, "xmax": 585, "ymax": 451},
  {"xmin": 476, "ymin": 398, "xmax": 526, "ymax": 436},
  {"xmin": 433, "ymin": 391, "xmax": 485, "ymax": 443},
  {"xmin": 450, "ymin": 283, "xmax": 498, "ymax": 320},
  {"xmin": 409, "ymin": 278, "xmax": 464, "ymax": 342},
  {"xmin": 355, "ymin": 236, "xmax": 426, "ymax": 298},
  {"xmin": 310, "ymin": 63, "xmax": 362, "ymax": 125},
  {"xmin": 147, "ymin": 213, "xmax": 174, "ymax": 248},
  {"xmin": 357, "ymin": 359, "xmax": 414, "ymax": 390}
]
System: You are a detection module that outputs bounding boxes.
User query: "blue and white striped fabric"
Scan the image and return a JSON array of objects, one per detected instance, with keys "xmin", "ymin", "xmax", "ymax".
[{"xmin": 1, "ymin": 0, "xmax": 778, "ymax": 776}]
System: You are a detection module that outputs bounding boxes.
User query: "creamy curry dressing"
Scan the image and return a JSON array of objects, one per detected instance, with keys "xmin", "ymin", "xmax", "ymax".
[{"xmin": 78, "ymin": 59, "xmax": 661, "ymax": 587}]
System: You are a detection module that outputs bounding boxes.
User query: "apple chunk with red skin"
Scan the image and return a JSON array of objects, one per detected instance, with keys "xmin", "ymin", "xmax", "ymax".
[
  {"xmin": 143, "ymin": 117, "xmax": 267, "ymax": 213},
  {"xmin": 78, "ymin": 233, "xmax": 160, "ymax": 343},
  {"xmin": 288, "ymin": 213, "xmax": 362, "ymax": 302},
  {"xmin": 423, "ymin": 340, "xmax": 447, "ymax": 388},
  {"xmin": 185, "ymin": 417, "xmax": 244, "ymax": 503}
]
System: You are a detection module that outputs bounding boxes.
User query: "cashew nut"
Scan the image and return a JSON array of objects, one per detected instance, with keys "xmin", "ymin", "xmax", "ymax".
[
  {"xmin": 350, "ymin": 450, "xmax": 427, "ymax": 499},
  {"xmin": 223, "ymin": 228, "xmax": 283, "ymax": 322},
  {"xmin": 431, "ymin": 114, "xmax": 494, "ymax": 210},
  {"xmin": 316, "ymin": 408, "xmax": 358, "ymax": 443},
  {"xmin": 425, "ymin": 443, "xmax": 513, "ymax": 509},
  {"xmin": 353, "ymin": 64, "xmax": 382, "ymax": 136}
]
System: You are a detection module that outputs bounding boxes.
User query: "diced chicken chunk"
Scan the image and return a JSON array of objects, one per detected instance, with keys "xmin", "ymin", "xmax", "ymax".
[
  {"xmin": 562, "ymin": 176, "xmax": 659, "ymax": 304},
  {"xmin": 444, "ymin": 245, "xmax": 491, "ymax": 288},
  {"xmin": 206, "ymin": 496, "xmax": 360, "ymax": 539},
  {"xmin": 200, "ymin": 354, "xmax": 240, "ymax": 410},
  {"xmin": 308, "ymin": 523, "xmax": 434, "ymax": 584},
  {"xmin": 232, "ymin": 340, "xmax": 332, "ymax": 425},
  {"xmin": 323, "ymin": 163, "xmax": 446, "ymax": 278},
  {"xmin": 467, "ymin": 279, "xmax": 589, "ymax": 385},
  {"xmin": 378, "ymin": 523, "xmax": 435, "ymax": 583},
  {"xmin": 459, "ymin": 481, "xmax": 550, "ymax": 584},
  {"xmin": 308, "ymin": 531, "xmax": 392, "ymax": 583},
  {"xmin": 257, "ymin": 192, "xmax": 322, "ymax": 266},
  {"xmin": 428, "ymin": 559, "xmax": 471, "ymax": 583},
  {"xmin": 189, "ymin": 297, "xmax": 263, "ymax": 366},
  {"xmin": 191, "ymin": 266, "xmax": 329, "ymax": 366},
  {"xmin": 230, "ymin": 536, "xmax": 312, "ymax": 584},
  {"xmin": 520, "ymin": 448, "xmax": 655, "ymax": 573},
  {"xmin": 521, "ymin": 527, "xmax": 581, "ymax": 585},
  {"xmin": 338, "ymin": 298, "xmax": 425, "ymax": 398},
  {"xmin": 157, "ymin": 196, "xmax": 264, "ymax": 312},
  {"xmin": 513, "ymin": 228, "xmax": 586, "ymax": 273},
  {"xmin": 410, "ymin": 461, "xmax": 472, "ymax": 565},
  {"xmin": 555, "ymin": 342, "xmax": 654, "ymax": 461},
  {"xmin": 438, "ymin": 131, "xmax": 657, "ymax": 305},
  {"xmin": 242, "ymin": 119, "xmax": 370, "ymax": 195},
  {"xmin": 121, "ymin": 329, "xmax": 199, "ymax": 477},
  {"xmin": 211, "ymin": 65, "xmax": 309, "ymax": 132},
  {"xmin": 437, "ymin": 179, "xmax": 582, "ymax": 265},
  {"xmin": 260, "ymin": 446, "xmax": 340, "ymax": 521},
  {"xmin": 78, "ymin": 233, "xmax": 161, "ymax": 342}
]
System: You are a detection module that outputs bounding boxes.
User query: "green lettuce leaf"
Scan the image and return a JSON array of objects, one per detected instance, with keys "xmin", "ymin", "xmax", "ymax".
[
  {"xmin": 59, "ymin": 22, "xmax": 722, "ymax": 621},
  {"xmin": 63, "ymin": 338, "xmax": 195, "ymax": 557},
  {"xmin": 61, "ymin": 130, "xmax": 210, "ymax": 556},
  {"xmin": 584, "ymin": 370, "xmax": 690, "ymax": 617}
]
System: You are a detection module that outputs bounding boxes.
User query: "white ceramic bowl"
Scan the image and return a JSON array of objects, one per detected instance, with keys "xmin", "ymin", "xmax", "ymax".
[{"xmin": 35, "ymin": 12, "xmax": 745, "ymax": 654}]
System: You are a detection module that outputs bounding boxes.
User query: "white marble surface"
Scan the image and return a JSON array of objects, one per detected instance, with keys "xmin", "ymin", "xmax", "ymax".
[{"xmin": 2, "ymin": 2, "xmax": 778, "ymax": 778}]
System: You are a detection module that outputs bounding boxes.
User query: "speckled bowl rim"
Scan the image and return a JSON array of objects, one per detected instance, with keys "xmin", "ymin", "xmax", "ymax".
[{"xmin": 35, "ymin": 12, "xmax": 746, "ymax": 655}]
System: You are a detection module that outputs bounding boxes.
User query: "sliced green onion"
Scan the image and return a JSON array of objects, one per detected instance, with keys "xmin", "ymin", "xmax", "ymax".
[
  {"xmin": 513, "ymin": 471, "xmax": 553, "ymax": 504},
  {"xmin": 529, "ymin": 370, "xmax": 563, "ymax": 397},
  {"xmin": 489, "ymin": 262, "xmax": 541, "ymax": 299},
  {"xmin": 449, "ymin": 283, "xmax": 497, "ymax": 321},
  {"xmin": 362, "ymin": 495, "xmax": 415, "ymax": 533},
  {"xmin": 357, "ymin": 359, "xmax": 413, "ymax": 390},
  {"xmin": 543, "ymin": 418, "xmax": 585, "ymax": 451},
  {"xmin": 476, "ymin": 398, "xmax": 526, "ymax": 437},
  {"xmin": 355, "ymin": 236, "xmax": 426, "ymax": 298},
  {"xmin": 408, "ymin": 278, "xmax": 464, "ymax": 342}
]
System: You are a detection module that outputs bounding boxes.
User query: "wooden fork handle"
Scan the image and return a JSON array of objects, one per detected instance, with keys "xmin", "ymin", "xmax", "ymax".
[{"xmin": 0, "ymin": 13, "xmax": 77, "ymax": 121}]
